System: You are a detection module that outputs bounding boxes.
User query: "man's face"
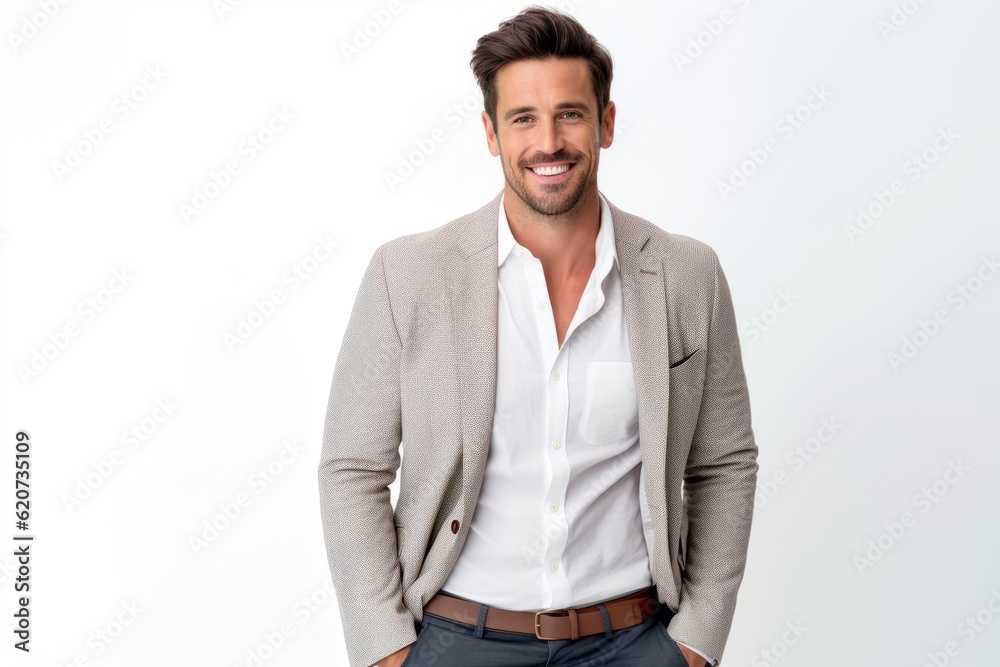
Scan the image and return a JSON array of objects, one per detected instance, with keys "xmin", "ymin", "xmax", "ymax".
[{"xmin": 483, "ymin": 56, "xmax": 615, "ymax": 218}]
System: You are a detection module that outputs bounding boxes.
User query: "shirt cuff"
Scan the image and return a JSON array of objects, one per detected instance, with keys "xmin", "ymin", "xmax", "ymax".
[{"xmin": 676, "ymin": 641, "xmax": 719, "ymax": 666}]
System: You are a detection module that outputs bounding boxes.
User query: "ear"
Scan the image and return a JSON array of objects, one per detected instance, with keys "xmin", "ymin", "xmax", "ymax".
[
  {"xmin": 600, "ymin": 100, "xmax": 616, "ymax": 149},
  {"xmin": 482, "ymin": 110, "xmax": 500, "ymax": 157}
]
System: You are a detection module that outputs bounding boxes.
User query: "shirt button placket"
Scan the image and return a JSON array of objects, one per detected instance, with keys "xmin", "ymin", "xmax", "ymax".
[{"xmin": 544, "ymin": 352, "xmax": 573, "ymax": 607}]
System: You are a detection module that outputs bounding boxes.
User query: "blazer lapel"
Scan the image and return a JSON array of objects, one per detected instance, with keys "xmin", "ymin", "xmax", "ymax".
[
  {"xmin": 610, "ymin": 197, "xmax": 672, "ymax": 461},
  {"xmin": 609, "ymin": 197, "xmax": 676, "ymax": 570},
  {"xmin": 452, "ymin": 192, "xmax": 503, "ymax": 517}
]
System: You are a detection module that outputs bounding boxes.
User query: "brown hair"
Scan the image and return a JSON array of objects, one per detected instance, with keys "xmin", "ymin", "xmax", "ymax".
[{"xmin": 470, "ymin": 6, "xmax": 614, "ymax": 132}]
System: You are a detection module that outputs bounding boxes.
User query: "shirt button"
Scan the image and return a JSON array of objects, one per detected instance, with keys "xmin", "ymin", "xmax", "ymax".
[
  {"xmin": 450, "ymin": 520, "xmax": 459, "ymax": 534},
  {"xmin": 549, "ymin": 561, "xmax": 559, "ymax": 572},
  {"xmin": 537, "ymin": 302, "xmax": 545, "ymax": 311},
  {"xmin": 552, "ymin": 370, "xmax": 560, "ymax": 381},
  {"xmin": 549, "ymin": 502, "xmax": 559, "ymax": 512},
  {"xmin": 552, "ymin": 440, "xmax": 561, "ymax": 450}
]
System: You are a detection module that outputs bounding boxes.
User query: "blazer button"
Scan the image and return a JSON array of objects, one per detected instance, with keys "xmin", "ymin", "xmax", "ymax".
[{"xmin": 450, "ymin": 520, "xmax": 459, "ymax": 534}]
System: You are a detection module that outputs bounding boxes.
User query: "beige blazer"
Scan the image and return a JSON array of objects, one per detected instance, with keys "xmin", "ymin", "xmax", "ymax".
[{"xmin": 318, "ymin": 190, "xmax": 758, "ymax": 667}]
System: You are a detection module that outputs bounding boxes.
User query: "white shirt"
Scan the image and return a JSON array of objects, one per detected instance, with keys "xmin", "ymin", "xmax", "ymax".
[
  {"xmin": 440, "ymin": 190, "xmax": 714, "ymax": 665},
  {"xmin": 442, "ymin": 190, "xmax": 652, "ymax": 611}
]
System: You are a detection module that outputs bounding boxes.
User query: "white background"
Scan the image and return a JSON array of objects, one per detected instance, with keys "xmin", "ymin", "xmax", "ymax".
[{"xmin": 2, "ymin": 1, "xmax": 999, "ymax": 665}]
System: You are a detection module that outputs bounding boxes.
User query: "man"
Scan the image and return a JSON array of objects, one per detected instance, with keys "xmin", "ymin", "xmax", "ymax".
[{"xmin": 319, "ymin": 7, "xmax": 758, "ymax": 667}]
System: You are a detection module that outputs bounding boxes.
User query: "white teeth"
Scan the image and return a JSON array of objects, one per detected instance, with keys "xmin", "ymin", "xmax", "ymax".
[{"xmin": 531, "ymin": 164, "xmax": 570, "ymax": 176}]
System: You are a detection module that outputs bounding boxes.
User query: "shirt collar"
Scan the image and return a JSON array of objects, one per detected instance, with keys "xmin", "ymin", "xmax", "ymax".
[{"xmin": 497, "ymin": 191, "xmax": 619, "ymax": 271}]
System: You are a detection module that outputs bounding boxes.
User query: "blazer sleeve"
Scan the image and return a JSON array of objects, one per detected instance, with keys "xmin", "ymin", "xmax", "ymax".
[
  {"xmin": 666, "ymin": 249, "xmax": 759, "ymax": 664},
  {"xmin": 317, "ymin": 244, "xmax": 415, "ymax": 667}
]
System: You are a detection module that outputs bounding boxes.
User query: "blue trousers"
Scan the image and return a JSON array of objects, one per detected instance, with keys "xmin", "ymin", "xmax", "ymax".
[{"xmin": 399, "ymin": 599, "xmax": 687, "ymax": 666}]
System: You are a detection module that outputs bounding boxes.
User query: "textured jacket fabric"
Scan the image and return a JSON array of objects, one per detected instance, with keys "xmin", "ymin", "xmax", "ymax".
[{"xmin": 318, "ymin": 190, "xmax": 759, "ymax": 667}]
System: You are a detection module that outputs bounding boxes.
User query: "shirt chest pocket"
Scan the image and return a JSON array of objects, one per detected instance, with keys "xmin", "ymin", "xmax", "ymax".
[{"xmin": 580, "ymin": 361, "xmax": 640, "ymax": 446}]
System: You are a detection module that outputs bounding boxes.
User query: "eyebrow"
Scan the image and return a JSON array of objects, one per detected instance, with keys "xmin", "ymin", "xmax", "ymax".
[{"xmin": 503, "ymin": 101, "xmax": 593, "ymax": 121}]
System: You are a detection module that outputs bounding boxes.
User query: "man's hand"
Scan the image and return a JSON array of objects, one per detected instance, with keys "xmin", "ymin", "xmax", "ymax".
[
  {"xmin": 676, "ymin": 642, "xmax": 708, "ymax": 667},
  {"xmin": 376, "ymin": 642, "xmax": 413, "ymax": 667}
]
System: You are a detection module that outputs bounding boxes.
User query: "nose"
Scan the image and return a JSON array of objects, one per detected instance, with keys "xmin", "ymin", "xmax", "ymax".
[{"xmin": 535, "ymin": 116, "xmax": 566, "ymax": 157}]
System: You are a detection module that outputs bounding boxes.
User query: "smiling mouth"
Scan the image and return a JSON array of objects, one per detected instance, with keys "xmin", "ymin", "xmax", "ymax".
[{"xmin": 528, "ymin": 163, "xmax": 575, "ymax": 177}]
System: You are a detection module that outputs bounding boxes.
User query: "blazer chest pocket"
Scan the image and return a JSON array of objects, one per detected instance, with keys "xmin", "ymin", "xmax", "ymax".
[
  {"xmin": 580, "ymin": 361, "xmax": 639, "ymax": 446},
  {"xmin": 668, "ymin": 348, "xmax": 705, "ymax": 432},
  {"xmin": 669, "ymin": 348, "xmax": 700, "ymax": 369}
]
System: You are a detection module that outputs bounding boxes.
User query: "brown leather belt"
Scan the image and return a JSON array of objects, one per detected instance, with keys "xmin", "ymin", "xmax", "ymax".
[{"xmin": 423, "ymin": 586, "xmax": 660, "ymax": 640}]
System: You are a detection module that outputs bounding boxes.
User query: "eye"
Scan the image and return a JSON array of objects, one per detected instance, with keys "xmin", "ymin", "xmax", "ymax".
[
  {"xmin": 563, "ymin": 111, "xmax": 581, "ymax": 119},
  {"xmin": 513, "ymin": 116, "xmax": 531, "ymax": 124}
]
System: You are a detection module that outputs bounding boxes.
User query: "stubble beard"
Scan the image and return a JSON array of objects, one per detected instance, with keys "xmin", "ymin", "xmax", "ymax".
[{"xmin": 501, "ymin": 149, "xmax": 598, "ymax": 221}]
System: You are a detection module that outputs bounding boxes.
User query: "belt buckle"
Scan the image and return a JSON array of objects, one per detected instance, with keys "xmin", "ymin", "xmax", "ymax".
[{"xmin": 534, "ymin": 609, "xmax": 568, "ymax": 640}]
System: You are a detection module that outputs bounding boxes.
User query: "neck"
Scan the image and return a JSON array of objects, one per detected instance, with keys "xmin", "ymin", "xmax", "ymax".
[{"xmin": 502, "ymin": 184, "xmax": 601, "ymax": 281}]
